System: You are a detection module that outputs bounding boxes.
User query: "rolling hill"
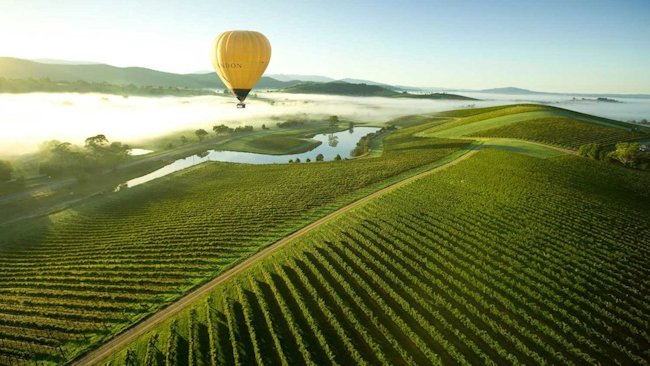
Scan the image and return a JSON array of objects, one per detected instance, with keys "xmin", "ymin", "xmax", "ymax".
[
  {"xmin": 281, "ymin": 81, "xmax": 477, "ymax": 100},
  {"xmin": 478, "ymin": 86, "xmax": 650, "ymax": 99},
  {"xmin": 3, "ymin": 58, "xmax": 646, "ymax": 99},
  {"xmin": 1, "ymin": 106, "xmax": 649, "ymax": 365},
  {"xmin": 0, "ymin": 57, "xmax": 296, "ymax": 90},
  {"xmin": 98, "ymin": 118, "xmax": 649, "ymax": 365},
  {"xmin": 422, "ymin": 104, "xmax": 650, "ymax": 147},
  {"xmin": 268, "ymin": 74, "xmax": 335, "ymax": 83}
]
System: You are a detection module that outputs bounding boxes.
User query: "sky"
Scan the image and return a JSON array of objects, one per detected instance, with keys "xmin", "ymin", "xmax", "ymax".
[{"xmin": 1, "ymin": 0, "xmax": 649, "ymax": 93}]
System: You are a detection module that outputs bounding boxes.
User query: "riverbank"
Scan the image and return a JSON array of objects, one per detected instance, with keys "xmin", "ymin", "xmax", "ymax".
[{"xmin": 0, "ymin": 120, "xmax": 380, "ymax": 224}]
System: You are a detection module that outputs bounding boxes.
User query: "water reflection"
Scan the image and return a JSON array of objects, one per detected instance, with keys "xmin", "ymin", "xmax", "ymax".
[
  {"xmin": 118, "ymin": 127, "xmax": 379, "ymax": 190},
  {"xmin": 328, "ymin": 134, "xmax": 339, "ymax": 147}
]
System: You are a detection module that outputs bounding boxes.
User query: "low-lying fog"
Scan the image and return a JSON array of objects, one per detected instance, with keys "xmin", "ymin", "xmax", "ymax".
[{"xmin": 1, "ymin": 91, "xmax": 648, "ymax": 156}]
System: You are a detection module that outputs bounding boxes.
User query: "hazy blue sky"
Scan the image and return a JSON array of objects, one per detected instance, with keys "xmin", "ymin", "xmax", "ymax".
[{"xmin": 1, "ymin": 0, "xmax": 649, "ymax": 93}]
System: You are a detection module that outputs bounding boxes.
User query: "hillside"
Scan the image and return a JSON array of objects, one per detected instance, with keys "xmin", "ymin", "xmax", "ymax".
[
  {"xmin": 0, "ymin": 78, "xmax": 218, "ymax": 96},
  {"xmin": 0, "ymin": 57, "xmax": 296, "ymax": 91},
  {"xmin": 282, "ymin": 81, "xmax": 476, "ymax": 100},
  {"xmin": 0, "ymin": 122, "xmax": 470, "ymax": 364},
  {"xmin": 268, "ymin": 74, "xmax": 334, "ymax": 82},
  {"xmin": 478, "ymin": 86, "xmax": 650, "ymax": 99},
  {"xmin": 479, "ymin": 87, "xmax": 539, "ymax": 94},
  {"xmin": 102, "ymin": 149, "xmax": 650, "ymax": 365},
  {"xmin": 282, "ymin": 81, "xmax": 399, "ymax": 97},
  {"xmin": 422, "ymin": 104, "xmax": 650, "ymax": 147}
]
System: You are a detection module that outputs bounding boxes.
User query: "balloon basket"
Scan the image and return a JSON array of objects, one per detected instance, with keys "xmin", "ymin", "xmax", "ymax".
[{"xmin": 237, "ymin": 103, "xmax": 246, "ymax": 109}]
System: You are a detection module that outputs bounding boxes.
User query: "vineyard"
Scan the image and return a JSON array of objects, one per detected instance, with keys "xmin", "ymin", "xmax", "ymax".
[
  {"xmin": 0, "ymin": 121, "xmax": 469, "ymax": 365},
  {"xmin": 103, "ymin": 149, "xmax": 650, "ymax": 365},
  {"xmin": 422, "ymin": 104, "xmax": 649, "ymax": 148},
  {"xmin": 468, "ymin": 117, "xmax": 647, "ymax": 149}
]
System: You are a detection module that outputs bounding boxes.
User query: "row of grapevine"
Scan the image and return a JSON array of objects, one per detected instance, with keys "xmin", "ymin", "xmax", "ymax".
[
  {"xmin": 469, "ymin": 117, "xmax": 647, "ymax": 149},
  {"xmin": 0, "ymin": 120, "xmax": 471, "ymax": 363},
  {"xmin": 103, "ymin": 148, "xmax": 650, "ymax": 365}
]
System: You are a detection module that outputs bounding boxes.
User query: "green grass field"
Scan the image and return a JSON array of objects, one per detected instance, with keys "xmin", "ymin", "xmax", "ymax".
[
  {"xmin": 0, "ymin": 120, "xmax": 469, "ymax": 365},
  {"xmin": 220, "ymin": 135, "xmax": 321, "ymax": 155},
  {"xmin": 103, "ymin": 149, "xmax": 650, "ymax": 366}
]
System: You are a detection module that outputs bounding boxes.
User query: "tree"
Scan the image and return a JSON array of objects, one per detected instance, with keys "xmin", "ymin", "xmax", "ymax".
[
  {"xmin": 609, "ymin": 142, "xmax": 641, "ymax": 167},
  {"xmin": 328, "ymin": 134, "xmax": 339, "ymax": 147},
  {"xmin": 262, "ymin": 124, "xmax": 268, "ymax": 130},
  {"xmin": 306, "ymin": 158, "xmax": 311, "ymax": 162},
  {"xmin": 40, "ymin": 142, "xmax": 88, "ymax": 177},
  {"xmin": 82, "ymin": 135, "xmax": 130, "ymax": 170},
  {"xmin": 195, "ymin": 129, "xmax": 209, "ymax": 141},
  {"xmin": 348, "ymin": 121, "xmax": 354, "ymax": 133},
  {"xmin": 213, "ymin": 124, "xmax": 233, "ymax": 135},
  {"xmin": 315, "ymin": 153, "xmax": 324, "ymax": 162},
  {"xmin": 180, "ymin": 135, "xmax": 188, "ymax": 144},
  {"xmin": 334, "ymin": 154, "xmax": 342, "ymax": 161},
  {"xmin": 234, "ymin": 125, "xmax": 254, "ymax": 134},
  {"xmin": 295, "ymin": 158, "xmax": 301, "ymax": 163},
  {"xmin": 104, "ymin": 141, "xmax": 130, "ymax": 169},
  {"xmin": 84, "ymin": 134, "xmax": 109, "ymax": 150},
  {"xmin": 328, "ymin": 115, "xmax": 339, "ymax": 130},
  {"xmin": 578, "ymin": 143, "xmax": 606, "ymax": 160},
  {"xmin": 288, "ymin": 159, "xmax": 293, "ymax": 163},
  {"xmin": 0, "ymin": 160, "xmax": 12, "ymax": 182}
]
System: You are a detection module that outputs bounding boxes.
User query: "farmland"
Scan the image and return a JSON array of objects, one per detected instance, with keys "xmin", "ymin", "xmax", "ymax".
[
  {"xmin": 102, "ymin": 149, "xmax": 650, "ymax": 365},
  {"xmin": 2, "ymin": 104, "xmax": 649, "ymax": 365},
  {"xmin": 422, "ymin": 104, "xmax": 649, "ymax": 146},
  {"xmin": 468, "ymin": 117, "xmax": 647, "ymax": 149},
  {"xmin": 0, "ymin": 120, "xmax": 469, "ymax": 364}
]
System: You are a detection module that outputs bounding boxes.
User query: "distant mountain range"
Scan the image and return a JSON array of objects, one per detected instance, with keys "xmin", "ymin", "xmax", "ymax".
[
  {"xmin": 1, "ymin": 57, "xmax": 648, "ymax": 98},
  {"xmin": 0, "ymin": 57, "xmax": 296, "ymax": 90},
  {"xmin": 268, "ymin": 74, "xmax": 334, "ymax": 83},
  {"xmin": 477, "ymin": 87, "xmax": 650, "ymax": 99},
  {"xmin": 33, "ymin": 58, "xmax": 99, "ymax": 65}
]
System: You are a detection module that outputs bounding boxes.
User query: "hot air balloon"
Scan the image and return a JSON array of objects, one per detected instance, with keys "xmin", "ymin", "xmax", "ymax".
[{"xmin": 211, "ymin": 30, "xmax": 271, "ymax": 108}]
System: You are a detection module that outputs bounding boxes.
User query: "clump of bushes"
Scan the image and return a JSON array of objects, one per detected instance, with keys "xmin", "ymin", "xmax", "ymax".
[{"xmin": 578, "ymin": 142, "xmax": 649, "ymax": 170}]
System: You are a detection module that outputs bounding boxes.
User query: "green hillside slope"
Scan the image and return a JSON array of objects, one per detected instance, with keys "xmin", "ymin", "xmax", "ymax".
[
  {"xmin": 0, "ymin": 121, "xmax": 470, "ymax": 364},
  {"xmin": 104, "ymin": 149, "xmax": 650, "ymax": 365},
  {"xmin": 422, "ymin": 104, "xmax": 649, "ymax": 147},
  {"xmin": 469, "ymin": 117, "xmax": 646, "ymax": 149}
]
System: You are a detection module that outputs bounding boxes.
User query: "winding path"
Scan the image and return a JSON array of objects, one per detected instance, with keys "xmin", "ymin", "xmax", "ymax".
[{"xmin": 71, "ymin": 146, "xmax": 479, "ymax": 365}]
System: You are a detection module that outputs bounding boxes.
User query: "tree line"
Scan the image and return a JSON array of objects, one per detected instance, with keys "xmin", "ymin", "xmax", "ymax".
[{"xmin": 38, "ymin": 134, "xmax": 131, "ymax": 178}]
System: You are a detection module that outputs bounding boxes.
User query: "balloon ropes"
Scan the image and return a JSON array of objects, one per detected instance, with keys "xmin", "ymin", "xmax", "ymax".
[{"xmin": 211, "ymin": 31, "xmax": 272, "ymax": 108}]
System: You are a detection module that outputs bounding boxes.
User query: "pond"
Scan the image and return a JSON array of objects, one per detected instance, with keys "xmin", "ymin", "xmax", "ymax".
[{"xmin": 118, "ymin": 127, "xmax": 380, "ymax": 190}]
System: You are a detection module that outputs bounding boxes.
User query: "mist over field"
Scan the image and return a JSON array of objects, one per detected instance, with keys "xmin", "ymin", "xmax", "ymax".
[{"xmin": 1, "ymin": 91, "xmax": 648, "ymax": 156}]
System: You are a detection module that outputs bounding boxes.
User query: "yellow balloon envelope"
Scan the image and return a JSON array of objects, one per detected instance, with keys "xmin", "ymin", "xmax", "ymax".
[{"xmin": 211, "ymin": 30, "xmax": 271, "ymax": 106}]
